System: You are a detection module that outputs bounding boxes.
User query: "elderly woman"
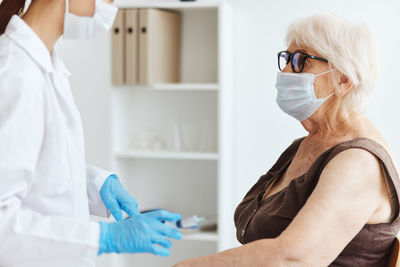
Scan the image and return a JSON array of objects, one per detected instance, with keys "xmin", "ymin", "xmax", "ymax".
[{"xmin": 175, "ymin": 14, "xmax": 400, "ymax": 267}]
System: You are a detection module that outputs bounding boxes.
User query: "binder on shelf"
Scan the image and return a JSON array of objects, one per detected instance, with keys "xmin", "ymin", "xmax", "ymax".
[
  {"xmin": 125, "ymin": 9, "xmax": 139, "ymax": 85},
  {"xmin": 139, "ymin": 9, "xmax": 181, "ymax": 85},
  {"xmin": 111, "ymin": 10, "xmax": 126, "ymax": 85}
]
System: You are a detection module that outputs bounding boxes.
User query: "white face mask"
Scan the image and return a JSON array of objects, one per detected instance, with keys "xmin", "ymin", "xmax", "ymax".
[
  {"xmin": 63, "ymin": 0, "xmax": 118, "ymax": 40},
  {"xmin": 275, "ymin": 70, "xmax": 335, "ymax": 122}
]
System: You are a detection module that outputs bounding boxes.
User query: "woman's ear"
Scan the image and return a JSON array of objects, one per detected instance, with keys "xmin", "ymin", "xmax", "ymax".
[{"xmin": 337, "ymin": 74, "xmax": 353, "ymax": 97}]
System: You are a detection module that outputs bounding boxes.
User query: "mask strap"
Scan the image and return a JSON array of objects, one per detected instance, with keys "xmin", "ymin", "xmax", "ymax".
[
  {"xmin": 65, "ymin": 0, "xmax": 69, "ymax": 14},
  {"xmin": 316, "ymin": 68, "xmax": 336, "ymax": 77},
  {"xmin": 324, "ymin": 92, "xmax": 335, "ymax": 100},
  {"xmin": 316, "ymin": 69, "xmax": 336, "ymax": 100}
]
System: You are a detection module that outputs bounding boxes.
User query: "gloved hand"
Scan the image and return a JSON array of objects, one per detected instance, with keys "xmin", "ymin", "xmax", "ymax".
[
  {"xmin": 100, "ymin": 174, "xmax": 139, "ymax": 221},
  {"xmin": 98, "ymin": 210, "xmax": 182, "ymax": 256}
]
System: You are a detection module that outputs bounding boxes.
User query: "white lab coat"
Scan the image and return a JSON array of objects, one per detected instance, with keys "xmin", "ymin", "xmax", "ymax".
[{"xmin": 0, "ymin": 15, "xmax": 113, "ymax": 267}]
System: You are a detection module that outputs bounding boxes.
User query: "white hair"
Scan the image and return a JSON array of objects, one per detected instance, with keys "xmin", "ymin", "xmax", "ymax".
[{"xmin": 285, "ymin": 14, "xmax": 378, "ymax": 113}]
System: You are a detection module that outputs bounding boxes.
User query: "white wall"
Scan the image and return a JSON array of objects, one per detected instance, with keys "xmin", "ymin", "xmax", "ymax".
[{"xmin": 230, "ymin": 0, "xmax": 400, "ymax": 204}]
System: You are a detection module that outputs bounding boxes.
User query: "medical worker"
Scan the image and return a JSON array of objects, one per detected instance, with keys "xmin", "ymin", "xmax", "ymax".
[{"xmin": 0, "ymin": 0, "xmax": 182, "ymax": 266}]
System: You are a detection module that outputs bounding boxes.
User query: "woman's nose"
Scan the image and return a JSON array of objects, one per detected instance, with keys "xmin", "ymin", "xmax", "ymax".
[{"xmin": 282, "ymin": 64, "xmax": 292, "ymax": 73}]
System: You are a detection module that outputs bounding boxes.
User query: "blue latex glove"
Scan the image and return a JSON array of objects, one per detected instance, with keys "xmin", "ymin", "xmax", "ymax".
[
  {"xmin": 100, "ymin": 174, "xmax": 139, "ymax": 221},
  {"xmin": 98, "ymin": 210, "xmax": 182, "ymax": 256}
]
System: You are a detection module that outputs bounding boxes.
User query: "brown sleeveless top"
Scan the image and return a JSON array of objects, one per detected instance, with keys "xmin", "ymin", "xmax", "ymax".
[{"xmin": 234, "ymin": 138, "xmax": 400, "ymax": 266}]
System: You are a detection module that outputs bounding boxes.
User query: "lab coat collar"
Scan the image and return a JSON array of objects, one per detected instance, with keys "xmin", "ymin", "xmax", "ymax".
[{"xmin": 5, "ymin": 15, "xmax": 63, "ymax": 74}]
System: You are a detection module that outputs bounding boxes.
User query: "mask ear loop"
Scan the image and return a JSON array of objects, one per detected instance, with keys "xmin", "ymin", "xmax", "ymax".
[
  {"xmin": 316, "ymin": 68, "xmax": 336, "ymax": 77},
  {"xmin": 65, "ymin": 0, "xmax": 69, "ymax": 14},
  {"xmin": 315, "ymin": 68, "xmax": 337, "ymax": 100}
]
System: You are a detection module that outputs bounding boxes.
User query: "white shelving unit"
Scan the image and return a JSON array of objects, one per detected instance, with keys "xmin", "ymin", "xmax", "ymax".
[
  {"xmin": 149, "ymin": 83, "xmax": 219, "ymax": 91},
  {"xmin": 116, "ymin": 0, "xmax": 224, "ymax": 9},
  {"xmin": 182, "ymin": 232, "xmax": 219, "ymax": 242},
  {"xmin": 115, "ymin": 150, "xmax": 219, "ymax": 161},
  {"xmin": 111, "ymin": 0, "xmax": 234, "ymax": 266},
  {"xmin": 115, "ymin": 83, "xmax": 219, "ymax": 91}
]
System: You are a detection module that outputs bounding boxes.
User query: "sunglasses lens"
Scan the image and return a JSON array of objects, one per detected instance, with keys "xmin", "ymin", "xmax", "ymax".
[
  {"xmin": 278, "ymin": 52, "xmax": 290, "ymax": 71},
  {"xmin": 292, "ymin": 52, "xmax": 306, "ymax": 72}
]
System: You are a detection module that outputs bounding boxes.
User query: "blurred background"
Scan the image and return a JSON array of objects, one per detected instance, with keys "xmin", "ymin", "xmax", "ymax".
[{"xmin": 55, "ymin": 0, "xmax": 400, "ymax": 266}]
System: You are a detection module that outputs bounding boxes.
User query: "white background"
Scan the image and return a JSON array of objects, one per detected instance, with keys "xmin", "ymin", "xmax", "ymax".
[{"xmin": 56, "ymin": 0, "xmax": 400, "ymax": 265}]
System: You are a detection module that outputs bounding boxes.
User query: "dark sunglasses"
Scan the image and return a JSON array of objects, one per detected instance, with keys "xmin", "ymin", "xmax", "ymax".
[{"xmin": 278, "ymin": 50, "xmax": 328, "ymax": 73}]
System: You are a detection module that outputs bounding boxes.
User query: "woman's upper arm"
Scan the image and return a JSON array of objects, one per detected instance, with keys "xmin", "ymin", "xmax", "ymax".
[{"xmin": 276, "ymin": 148, "xmax": 386, "ymax": 266}]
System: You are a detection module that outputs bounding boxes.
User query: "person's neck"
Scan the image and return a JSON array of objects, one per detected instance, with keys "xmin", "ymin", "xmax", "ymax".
[
  {"xmin": 22, "ymin": 0, "xmax": 64, "ymax": 53},
  {"xmin": 302, "ymin": 109, "xmax": 366, "ymax": 145}
]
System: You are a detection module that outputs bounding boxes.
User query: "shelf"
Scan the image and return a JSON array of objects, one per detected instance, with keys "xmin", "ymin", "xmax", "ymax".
[
  {"xmin": 150, "ymin": 83, "xmax": 219, "ymax": 91},
  {"xmin": 182, "ymin": 231, "xmax": 218, "ymax": 242},
  {"xmin": 115, "ymin": 150, "xmax": 219, "ymax": 160},
  {"xmin": 109, "ymin": 1, "xmax": 234, "ymax": 262},
  {"xmin": 115, "ymin": 0, "xmax": 222, "ymax": 9},
  {"xmin": 115, "ymin": 83, "xmax": 219, "ymax": 91}
]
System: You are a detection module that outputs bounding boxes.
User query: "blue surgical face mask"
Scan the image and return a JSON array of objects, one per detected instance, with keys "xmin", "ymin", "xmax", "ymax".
[{"xmin": 275, "ymin": 69, "xmax": 335, "ymax": 122}]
